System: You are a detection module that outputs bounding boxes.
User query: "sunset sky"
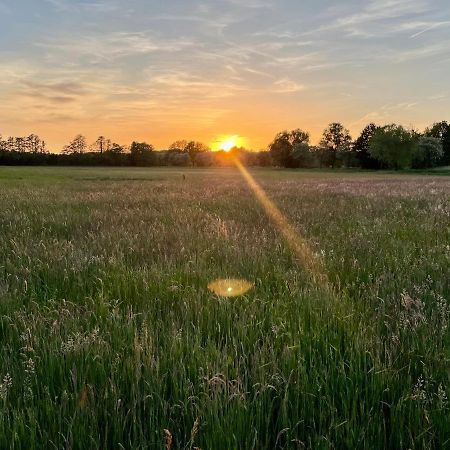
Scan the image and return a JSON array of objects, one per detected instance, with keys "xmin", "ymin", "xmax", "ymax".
[{"xmin": 1, "ymin": 0, "xmax": 450, "ymax": 151}]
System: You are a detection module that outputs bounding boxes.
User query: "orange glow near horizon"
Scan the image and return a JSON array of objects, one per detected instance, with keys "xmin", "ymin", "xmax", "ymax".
[{"xmin": 212, "ymin": 135, "xmax": 246, "ymax": 152}]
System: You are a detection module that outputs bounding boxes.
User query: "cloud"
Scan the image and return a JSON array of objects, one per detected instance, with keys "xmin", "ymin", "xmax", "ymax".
[
  {"xmin": 391, "ymin": 42, "xmax": 450, "ymax": 62},
  {"xmin": 272, "ymin": 79, "xmax": 305, "ymax": 94},
  {"xmin": 305, "ymin": 0, "xmax": 431, "ymax": 38},
  {"xmin": 149, "ymin": 71, "xmax": 246, "ymax": 99},
  {"xmin": 44, "ymin": 0, "xmax": 123, "ymax": 13},
  {"xmin": 407, "ymin": 20, "xmax": 450, "ymax": 38},
  {"xmin": 21, "ymin": 80, "xmax": 88, "ymax": 96},
  {"xmin": 2, "ymin": 0, "xmax": 450, "ymax": 149},
  {"xmin": 225, "ymin": 0, "xmax": 274, "ymax": 9},
  {"xmin": 36, "ymin": 32, "xmax": 196, "ymax": 64}
]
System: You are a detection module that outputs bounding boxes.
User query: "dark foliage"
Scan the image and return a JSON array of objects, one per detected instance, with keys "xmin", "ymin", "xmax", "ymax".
[
  {"xmin": 319, "ymin": 123, "xmax": 352, "ymax": 168},
  {"xmin": 353, "ymin": 124, "xmax": 381, "ymax": 169},
  {"xmin": 269, "ymin": 129, "xmax": 310, "ymax": 167},
  {"xmin": 369, "ymin": 125, "xmax": 418, "ymax": 170},
  {"xmin": 425, "ymin": 121, "xmax": 450, "ymax": 166},
  {"xmin": 1, "ymin": 121, "xmax": 449, "ymax": 170}
]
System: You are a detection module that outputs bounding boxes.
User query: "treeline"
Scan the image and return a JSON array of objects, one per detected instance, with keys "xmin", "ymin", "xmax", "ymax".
[
  {"xmin": 0, "ymin": 134, "xmax": 271, "ymax": 167},
  {"xmin": 1, "ymin": 121, "xmax": 449, "ymax": 169},
  {"xmin": 269, "ymin": 122, "xmax": 450, "ymax": 170}
]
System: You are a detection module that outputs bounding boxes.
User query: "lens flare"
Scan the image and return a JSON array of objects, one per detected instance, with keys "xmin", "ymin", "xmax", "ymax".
[
  {"xmin": 233, "ymin": 158, "xmax": 330, "ymax": 288},
  {"xmin": 208, "ymin": 279, "xmax": 254, "ymax": 297}
]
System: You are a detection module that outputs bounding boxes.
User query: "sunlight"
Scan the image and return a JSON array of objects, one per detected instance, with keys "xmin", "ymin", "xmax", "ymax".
[
  {"xmin": 212, "ymin": 135, "xmax": 246, "ymax": 152},
  {"xmin": 220, "ymin": 138, "xmax": 236, "ymax": 152},
  {"xmin": 208, "ymin": 279, "xmax": 254, "ymax": 297},
  {"xmin": 233, "ymin": 158, "xmax": 331, "ymax": 288}
]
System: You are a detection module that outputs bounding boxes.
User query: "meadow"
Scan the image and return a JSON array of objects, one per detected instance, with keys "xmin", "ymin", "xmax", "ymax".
[{"xmin": 0, "ymin": 166, "xmax": 449, "ymax": 449}]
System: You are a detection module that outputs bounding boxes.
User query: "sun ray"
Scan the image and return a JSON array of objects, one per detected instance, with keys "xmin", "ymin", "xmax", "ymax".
[{"xmin": 233, "ymin": 157, "xmax": 331, "ymax": 288}]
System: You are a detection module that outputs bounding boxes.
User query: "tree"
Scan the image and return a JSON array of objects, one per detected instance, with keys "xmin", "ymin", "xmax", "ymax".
[
  {"xmin": 269, "ymin": 129, "xmax": 310, "ymax": 167},
  {"xmin": 168, "ymin": 140, "xmax": 189, "ymax": 152},
  {"xmin": 91, "ymin": 136, "xmax": 112, "ymax": 154},
  {"xmin": 320, "ymin": 123, "xmax": 352, "ymax": 168},
  {"xmin": 6, "ymin": 137, "xmax": 15, "ymax": 152},
  {"xmin": 255, "ymin": 151, "xmax": 272, "ymax": 167},
  {"xmin": 185, "ymin": 141, "xmax": 209, "ymax": 166},
  {"xmin": 15, "ymin": 137, "xmax": 26, "ymax": 153},
  {"xmin": 412, "ymin": 137, "xmax": 443, "ymax": 169},
  {"xmin": 168, "ymin": 152, "xmax": 190, "ymax": 166},
  {"xmin": 291, "ymin": 142, "xmax": 316, "ymax": 168},
  {"xmin": 424, "ymin": 121, "xmax": 450, "ymax": 165},
  {"xmin": 129, "ymin": 141, "xmax": 154, "ymax": 166},
  {"xmin": 369, "ymin": 125, "xmax": 418, "ymax": 170},
  {"xmin": 353, "ymin": 124, "xmax": 380, "ymax": 169},
  {"xmin": 107, "ymin": 143, "xmax": 124, "ymax": 154},
  {"xmin": 25, "ymin": 134, "xmax": 46, "ymax": 153},
  {"xmin": 195, "ymin": 152, "xmax": 216, "ymax": 167},
  {"xmin": 63, "ymin": 135, "xmax": 87, "ymax": 154}
]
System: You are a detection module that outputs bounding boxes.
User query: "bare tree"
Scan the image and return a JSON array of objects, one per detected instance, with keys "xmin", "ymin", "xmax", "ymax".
[
  {"xmin": 63, "ymin": 135, "xmax": 87, "ymax": 154},
  {"xmin": 91, "ymin": 136, "xmax": 112, "ymax": 154},
  {"xmin": 168, "ymin": 140, "xmax": 189, "ymax": 152}
]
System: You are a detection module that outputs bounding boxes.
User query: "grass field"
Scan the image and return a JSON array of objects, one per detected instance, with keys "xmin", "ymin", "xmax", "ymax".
[{"xmin": 0, "ymin": 166, "xmax": 449, "ymax": 449}]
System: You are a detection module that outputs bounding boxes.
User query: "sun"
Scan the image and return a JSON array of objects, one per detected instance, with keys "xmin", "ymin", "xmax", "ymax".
[
  {"xmin": 213, "ymin": 135, "xmax": 245, "ymax": 152},
  {"xmin": 220, "ymin": 138, "xmax": 237, "ymax": 152}
]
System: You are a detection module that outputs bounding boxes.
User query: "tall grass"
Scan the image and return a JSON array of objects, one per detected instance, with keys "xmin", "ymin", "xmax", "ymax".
[{"xmin": 0, "ymin": 167, "xmax": 449, "ymax": 449}]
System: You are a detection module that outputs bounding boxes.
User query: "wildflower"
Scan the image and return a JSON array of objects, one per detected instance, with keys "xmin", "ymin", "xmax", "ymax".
[
  {"xmin": 437, "ymin": 383, "xmax": 448, "ymax": 408},
  {"xmin": 190, "ymin": 418, "xmax": 200, "ymax": 444},
  {"xmin": 0, "ymin": 373, "xmax": 12, "ymax": 400},
  {"xmin": 163, "ymin": 429, "xmax": 173, "ymax": 450},
  {"xmin": 24, "ymin": 357, "xmax": 35, "ymax": 375},
  {"xmin": 412, "ymin": 376, "xmax": 427, "ymax": 402},
  {"xmin": 61, "ymin": 328, "xmax": 103, "ymax": 354},
  {"xmin": 399, "ymin": 291, "xmax": 426, "ymax": 330}
]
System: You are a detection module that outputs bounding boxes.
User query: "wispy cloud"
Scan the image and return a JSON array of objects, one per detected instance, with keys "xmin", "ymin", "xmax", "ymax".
[
  {"xmin": 1, "ymin": 0, "xmax": 450, "ymax": 149},
  {"xmin": 407, "ymin": 20, "xmax": 450, "ymax": 38},
  {"xmin": 36, "ymin": 31, "xmax": 197, "ymax": 64},
  {"xmin": 44, "ymin": 0, "xmax": 123, "ymax": 13},
  {"xmin": 272, "ymin": 79, "xmax": 306, "ymax": 94}
]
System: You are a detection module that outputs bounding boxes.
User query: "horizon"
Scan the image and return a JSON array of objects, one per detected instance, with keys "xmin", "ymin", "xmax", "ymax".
[
  {"xmin": 1, "ymin": 0, "xmax": 450, "ymax": 150},
  {"xmin": 1, "ymin": 1, "xmax": 450, "ymax": 446}
]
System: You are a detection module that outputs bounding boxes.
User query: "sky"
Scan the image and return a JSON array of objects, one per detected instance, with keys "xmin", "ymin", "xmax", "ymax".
[{"xmin": 1, "ymin": 0, "xmax": 450, "ymax": 151}]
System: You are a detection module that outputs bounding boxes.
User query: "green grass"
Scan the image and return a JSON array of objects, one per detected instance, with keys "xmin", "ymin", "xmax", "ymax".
[{"xmin": 0, "ymin": 166, "xmax": 449, "ymax": 449}]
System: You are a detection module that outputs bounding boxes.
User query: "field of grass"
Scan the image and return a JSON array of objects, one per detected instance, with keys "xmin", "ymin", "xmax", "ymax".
[{"xmin": 0, "ymin": 166, "xmax": 449, "ymax": 449}]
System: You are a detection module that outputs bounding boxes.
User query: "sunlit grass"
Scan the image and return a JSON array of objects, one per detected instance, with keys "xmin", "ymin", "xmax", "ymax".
[{"xmin": 0, "ymin": 167, "xmax": 449, "ymax": 449}]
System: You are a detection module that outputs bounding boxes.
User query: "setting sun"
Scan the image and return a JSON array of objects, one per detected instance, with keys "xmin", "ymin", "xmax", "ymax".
[
  {"xmin": 220, "ymin": 138, "xmax": 236, "ymax": 152},
  {"xmin": 212, "ymin": 135, "xmax": 246, "ymax": 152}
]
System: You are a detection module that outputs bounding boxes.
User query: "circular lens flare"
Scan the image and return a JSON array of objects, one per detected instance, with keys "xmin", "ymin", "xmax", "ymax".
[{"xmin": 208, "ymin": 279, "xmax": 254, "ymax": 298}]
